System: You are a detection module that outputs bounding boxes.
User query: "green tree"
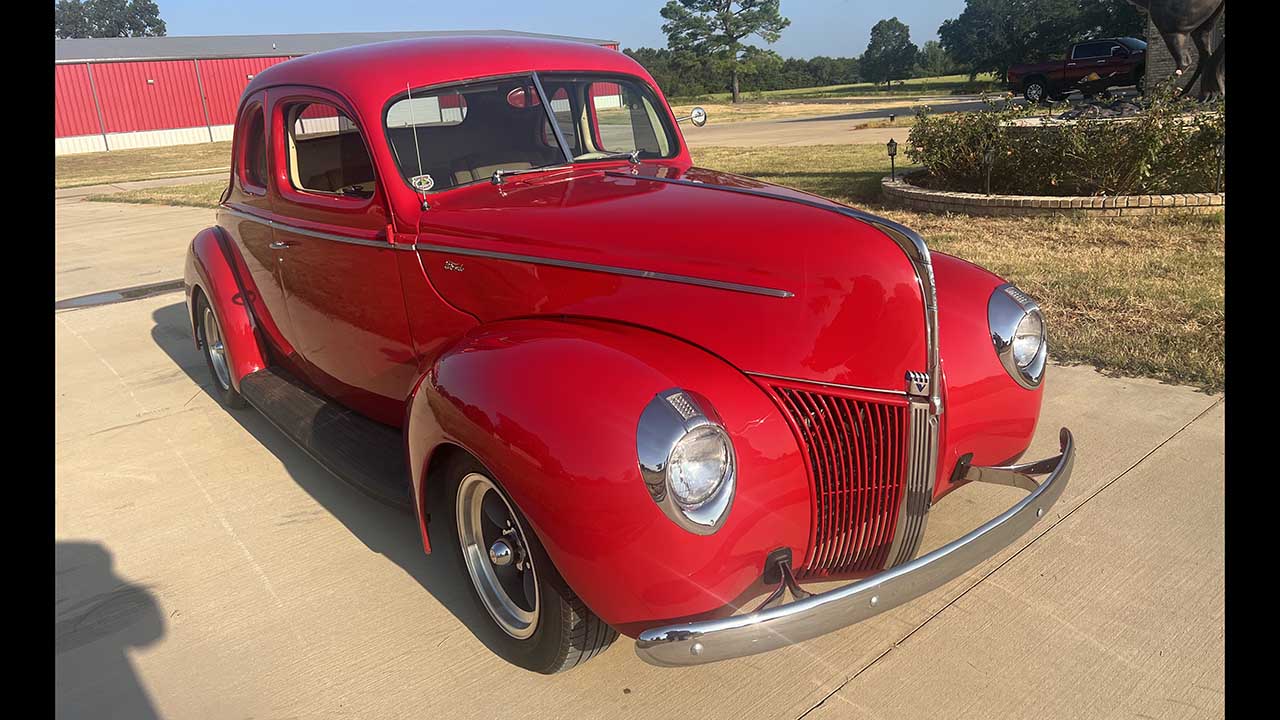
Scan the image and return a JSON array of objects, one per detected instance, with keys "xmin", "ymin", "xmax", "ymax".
[
  {"xmin": 56, "ymin": 0, "xmax": 166, "ymax": 38},
  {"xmin": 861, "ymin": 17, "xmax": 918, "ymax": 87},
  {"xmin": 1077, "ymin": 0, "xmax": 1147, "ymax": 38},
  {"xmin": 939, "ymin": 0, "xmax": 1146, "ymax": 80},
  {"xmin": 917, "ymin": 40, "xmax": 957, "ymax": 78},
  {"xmin": 660, "ymin": 0, "xmax": 791, "ymax": 103}
]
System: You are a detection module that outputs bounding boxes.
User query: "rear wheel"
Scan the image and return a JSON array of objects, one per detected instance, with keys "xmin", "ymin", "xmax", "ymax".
[
  {"xmin": 438, "ymin": 454, "xmax": 616, "ymax": 673},
  {"xmin": 195, "ymin": 293, "xmax": 246, "ymax": 409}
]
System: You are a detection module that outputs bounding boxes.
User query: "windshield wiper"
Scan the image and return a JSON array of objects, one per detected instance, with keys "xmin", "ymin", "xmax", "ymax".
[
  {"xmin": 574, "ymin": 150, "xmax": 642, "ymax": 165},
  {"xmin": 491, "ymin": 163, "xmax": 573, "ymax": 185}
]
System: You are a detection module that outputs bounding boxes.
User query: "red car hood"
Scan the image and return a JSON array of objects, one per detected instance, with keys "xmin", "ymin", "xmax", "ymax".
[{"xmin": 416, "ymin": 164, "xmax": 927, "ymax": 392}]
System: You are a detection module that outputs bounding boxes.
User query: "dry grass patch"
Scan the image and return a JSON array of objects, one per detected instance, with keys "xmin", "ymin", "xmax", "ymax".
[
  {"xmin": 87, "ymin": 181, "xmax": 225, "ymax": 208},
  {"xmin": 56, "ymin": 142, "xmax": 232, "ymax": 188}
]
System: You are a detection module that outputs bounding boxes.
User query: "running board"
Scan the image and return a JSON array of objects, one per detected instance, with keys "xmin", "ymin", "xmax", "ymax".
[{"xmin": 239, "ymin": 367, "xmax": 412, "ymax": 511}]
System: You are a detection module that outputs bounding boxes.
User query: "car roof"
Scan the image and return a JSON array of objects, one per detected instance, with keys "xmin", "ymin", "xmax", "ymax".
[{"xmin": 243, "ymin": 35, "xmax": 653, "ymax": 114}]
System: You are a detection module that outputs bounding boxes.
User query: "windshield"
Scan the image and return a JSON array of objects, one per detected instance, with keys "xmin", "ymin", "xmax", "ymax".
[
  {"xmin": 384, "ymin": 73, "xmax": 679, "ymax": 193},
  {"xmin": 1118, "ymin": 37, "xmax": 1147, "ymax": 50}
]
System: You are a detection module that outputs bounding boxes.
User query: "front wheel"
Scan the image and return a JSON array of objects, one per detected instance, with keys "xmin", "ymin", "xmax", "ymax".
[{"xmin": 438, "ymin": 454, "xmax": 616, "ymax": 673}]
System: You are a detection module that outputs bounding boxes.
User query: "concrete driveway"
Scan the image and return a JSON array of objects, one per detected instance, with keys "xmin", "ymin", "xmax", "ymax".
[{"xmin": 55, "ymin": 199, "xmax": 1224, "ymax": 719}]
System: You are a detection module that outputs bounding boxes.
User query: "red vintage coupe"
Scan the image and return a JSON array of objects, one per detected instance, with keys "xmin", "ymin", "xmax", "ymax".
[{"xmin": 184, "ymin": 36, "xmax": 1074, "ymax": 673}]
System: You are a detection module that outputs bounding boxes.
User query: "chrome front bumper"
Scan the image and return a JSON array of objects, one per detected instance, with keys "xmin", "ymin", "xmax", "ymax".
[{"xmin": 634, "ymin": 428, "xmax": 1075, "ymax": 667}]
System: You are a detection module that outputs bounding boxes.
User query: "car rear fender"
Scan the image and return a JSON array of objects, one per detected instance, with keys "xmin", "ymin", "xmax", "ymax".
[
  {"xmin": 403, "ymin": 316, "xmax": 811, "ymax": 631},
  {"xmin": 184, "ymin": 226, "xmax": 267, "ymax": 391}
]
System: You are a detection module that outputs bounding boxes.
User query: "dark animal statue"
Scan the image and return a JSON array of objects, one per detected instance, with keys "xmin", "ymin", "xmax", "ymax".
[{"xmin": 1128, "ymin": 0, "xmax": 1225, "ymax": 99}]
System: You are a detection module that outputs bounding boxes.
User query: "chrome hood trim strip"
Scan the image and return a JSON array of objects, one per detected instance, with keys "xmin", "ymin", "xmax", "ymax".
[
  {"xmin": 221, "ymin": 206, "xmax": 409, "ymax": 250},
  {"xmin": 413, "ymin": 243, "xmax": 795, "ymax": 298}
]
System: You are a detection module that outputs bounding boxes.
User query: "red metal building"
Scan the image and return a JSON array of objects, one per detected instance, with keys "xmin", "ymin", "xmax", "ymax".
[{"xmin": 55, "ymin": 30, "xmax": 619, "ymax": 155}]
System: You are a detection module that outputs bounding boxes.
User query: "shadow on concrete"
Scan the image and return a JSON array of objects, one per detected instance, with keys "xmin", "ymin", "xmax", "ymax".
[
  {"xmin": 148, "ymin": 301, "xmax": 511, "ymax": 660},
  {"xmin": 56, "ymin": 541, "xmax": 164, "ymax": 719}
]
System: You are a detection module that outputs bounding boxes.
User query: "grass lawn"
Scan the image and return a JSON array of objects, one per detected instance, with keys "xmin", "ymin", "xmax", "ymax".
[
  {"xmin": 88, "ymin": 180, "xmax": 226, "ymax": 208},
  {"xmin": 668, "ymin": 73, "xmax": 1002, "ymax": 105},
  {"xmin": 56, "ymin": 142, "xmax": 232, "ymax": 188},
  {"xmin": 88, "ymin": 143, "xmax": 1224, "ymax": 391}
]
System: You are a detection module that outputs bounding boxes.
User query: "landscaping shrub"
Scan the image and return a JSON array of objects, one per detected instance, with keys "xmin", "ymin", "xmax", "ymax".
[{"xmin": 905, "ymin": 85, "xmax": 1225, "ymax": 196}]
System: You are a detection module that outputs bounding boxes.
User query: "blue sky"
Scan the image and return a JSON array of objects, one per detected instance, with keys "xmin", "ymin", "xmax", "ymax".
[{"xmin": 157, "ymin": 0, "xmax": 967, "ymax": 58}]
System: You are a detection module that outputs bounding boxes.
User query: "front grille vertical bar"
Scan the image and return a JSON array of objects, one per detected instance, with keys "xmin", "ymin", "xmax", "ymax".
[
  {"xmin": 840, "ymin": 397, "xmax": 864, "ymax": 569},
  {"xmin": 850, "ymin": 400, "xmax": 874, "ymax": 568},
  {"xmin": 885, "ymin": 400, "xmax": 937, "ymax": 569},
  {"xmin": 870, "ymin": 404, "xmax": 890, "ymax": 566}
]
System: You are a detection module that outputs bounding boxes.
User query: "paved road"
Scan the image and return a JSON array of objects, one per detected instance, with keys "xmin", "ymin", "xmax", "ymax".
[
  {"xmin": 55, "ymin": 199, "xmax": 1224, "ymax": 719},
  {"xmin": 54, "ymin": 198, "xmax": 213, "ymax": 302},
  {"xmin": 686, "ymin": 97, "xmax": 1012, "ymax": 148}
]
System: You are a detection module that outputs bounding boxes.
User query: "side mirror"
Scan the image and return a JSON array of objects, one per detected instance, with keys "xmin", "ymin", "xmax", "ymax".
[
  {"xmin": 678, "ymin": 106, "xmax": 708, "ymax": 127},
  {"xmin": 1111, "ymin": 46, "xmax": 1128, "ymax": 57}
]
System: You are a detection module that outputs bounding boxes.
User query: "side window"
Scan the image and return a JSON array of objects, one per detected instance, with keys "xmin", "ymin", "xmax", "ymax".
[
  {"xmin": 284, "ymin": 102, "xmax": 377, "ymax": 198},
  {"xmin": 240, "ymin": 104, "xmax": 268, "ymax": 192},
  {"xmin": 1072, "ymin": 42, "xmax": 1109, "ymax": 60},
  {"xmin": 588, "ymin": 82, "xmax": 668, "ymax": 156},
  {"xmin": 383, "ymin": 79, "xmax": 566, "ymax": 192}
]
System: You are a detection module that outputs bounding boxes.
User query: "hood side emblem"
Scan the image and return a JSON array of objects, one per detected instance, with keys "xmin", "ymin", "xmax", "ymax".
[{"xmin": 443, "ymin": 260, "xmax": 465, "ymax": 273}]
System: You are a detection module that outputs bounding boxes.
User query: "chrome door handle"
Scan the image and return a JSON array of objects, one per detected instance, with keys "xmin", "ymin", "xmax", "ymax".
[{"xmin": 269, "ymin": 241, "xmax": 293, "ymax": 250}]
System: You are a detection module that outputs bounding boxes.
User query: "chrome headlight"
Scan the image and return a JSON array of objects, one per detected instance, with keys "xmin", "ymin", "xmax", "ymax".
[
  {"xmin": 989, "ymin": 284, "xmax": 1047, "ymax": 389},
  {"xmin": 637, "ymin": 389, "xmax": 737, "ymax": 534}
]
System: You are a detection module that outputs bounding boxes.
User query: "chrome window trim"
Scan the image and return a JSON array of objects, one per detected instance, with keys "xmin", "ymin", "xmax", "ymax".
[
  {"xmin": 413, "ymin": 243, "xmax": 795, "ymax": 298},
  {"xmin": 220, "ymin": 206, "xmax": 409, "ymax": 250},
  {"xmin": 531, "ymin": 71, "xmax": 576, "ymax": 165}
]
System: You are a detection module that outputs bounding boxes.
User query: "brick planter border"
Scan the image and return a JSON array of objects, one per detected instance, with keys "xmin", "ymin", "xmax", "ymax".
[{"xmin": 881, "ymin": 174, "xmax": 1224, "ymax": 217}]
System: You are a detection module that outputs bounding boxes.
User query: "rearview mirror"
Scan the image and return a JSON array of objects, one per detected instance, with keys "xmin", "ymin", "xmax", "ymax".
[{"xmin": 678, "ymin": 106, "xmax": 708, "ymax": 127}]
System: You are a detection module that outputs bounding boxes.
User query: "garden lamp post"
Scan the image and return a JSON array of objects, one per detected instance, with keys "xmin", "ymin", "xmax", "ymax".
[{"xmin": 887, "ymin": 138, "xmax": 898, "ymax": 181}]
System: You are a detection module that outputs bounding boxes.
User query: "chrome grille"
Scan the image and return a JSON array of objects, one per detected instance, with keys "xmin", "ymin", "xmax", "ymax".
[{"xmin": 767, "ymin": 383, "xmax": 909, "ymax": 577}]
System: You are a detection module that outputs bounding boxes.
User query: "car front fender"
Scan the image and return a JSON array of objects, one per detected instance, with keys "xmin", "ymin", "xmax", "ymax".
[
  {"xmin": 184, "ymin": 226, "xmax": 266, "ymax": 391},
  {"xmin": 931, "ymin": 252, "xmax": 1045, "ymax": 501},
  {"xmin": 404, "ymin": 317, "xmax": 810, "ymax": 634}
]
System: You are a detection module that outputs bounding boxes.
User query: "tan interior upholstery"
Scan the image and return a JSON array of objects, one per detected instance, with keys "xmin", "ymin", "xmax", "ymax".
[{"xmin": 453, "ymin": 161, "xmax": 533, "ymax": 185}]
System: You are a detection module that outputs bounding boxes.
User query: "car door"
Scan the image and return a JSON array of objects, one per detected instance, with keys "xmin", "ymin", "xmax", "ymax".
[
  {"xmin": 1068, "ymin": 42, "xmax": 1111, "ymax": 91},
  {"xmin": 1096, "ymin": 41, "xmax": 1132, "ymax": 85},
  {"xmin": 218, "ymin": 92, "xmax": 300, "ymax": 362},
  {"xmin": 266, "ymin": 87, "xmax": 419, "ymax": 427}
]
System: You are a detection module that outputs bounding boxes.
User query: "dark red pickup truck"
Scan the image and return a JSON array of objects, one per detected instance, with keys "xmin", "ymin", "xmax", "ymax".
[{"xmin": 1007, "ymin": 37, "xmax": 1147, "ymax": 102}]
